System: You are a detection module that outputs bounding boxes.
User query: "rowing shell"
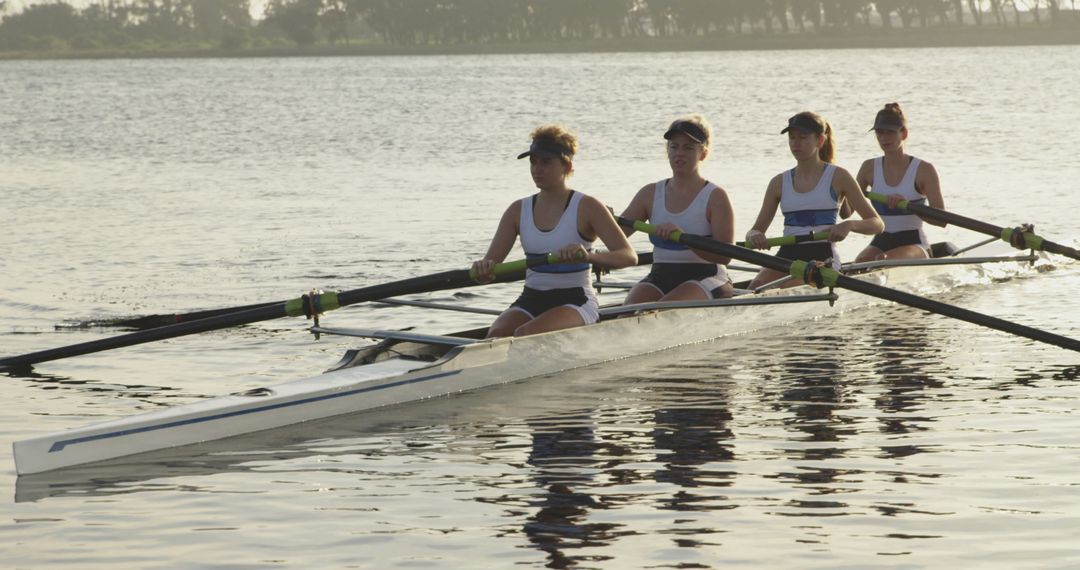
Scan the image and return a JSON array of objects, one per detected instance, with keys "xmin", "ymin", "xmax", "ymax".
[{"xmin": 12, "ymin": 245, "xmax": 1040, "ymax": 475}]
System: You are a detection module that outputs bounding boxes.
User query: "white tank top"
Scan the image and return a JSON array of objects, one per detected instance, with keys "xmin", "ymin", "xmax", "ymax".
[
  {"xmin": 780, "ymin": 164, "xmax": 840, "ymax": 239},
  {"xmin": 519, "ymin": 191, "xmax": 594, "ymax": 291},
  {"xmin": 649, "ymin": 179, "xmax": 717, "ymax": 264},
  {"xmin": 871, "ymin": 156, "xmax": 926, "ymax": 233}
]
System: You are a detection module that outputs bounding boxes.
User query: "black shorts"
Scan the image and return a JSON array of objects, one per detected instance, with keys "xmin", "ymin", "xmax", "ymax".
[
  {"xmin": 641, "ymin": 263, "xmax": 727, "ymax": 298},
  {"xmin": 510, "ymin": 286, "xmax": 588, "ymax": 318},
  {"xmin": 870, "ymin": 230, "xmax": 926, "ymax": 252},
  {"xmin": 775, "ymin": 242, "xmax": 834, "ymax": 263}
]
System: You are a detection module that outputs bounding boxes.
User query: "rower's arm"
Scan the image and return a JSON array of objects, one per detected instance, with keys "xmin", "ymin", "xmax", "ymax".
[
  {"xmin": 917, "ymin": 161, "xmax": 947, "ymax": 228},
  {"xmin": 744, "ymin": 175, "xmax": 782, "ymax": 249},
  {"xmin": 584, "ymin": 195, "xmax": 637, "ymax": 269},
  {"xmin": 748, "ymin": 175, "xmax": 781, "ymax": 234},
  {"xmin": 832, "ymin": 168, "xmax": 884, "ymax": 239},
  {"xmin": 481, "ymin": 202, "xmax": 521, "ymax": 263},
  {"xmin": 692, "ymin": 187, "xmax": 734, "ymax": 265},
  {"xmin": 617, "ymin": 184, "xmax": 654, "ymax": 237}
]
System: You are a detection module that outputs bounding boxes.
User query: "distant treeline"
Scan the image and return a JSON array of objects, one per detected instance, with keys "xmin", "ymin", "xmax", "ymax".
[{"xmin": 0, "ymin": 0, "xmax": 1077, "ymax": 53}]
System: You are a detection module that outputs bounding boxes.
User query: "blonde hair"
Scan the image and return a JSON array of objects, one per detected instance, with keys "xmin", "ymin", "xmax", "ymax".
[
  {"xmin": 668, "ymin": 114, "xmax": 713, "ymax": 150},
  {"xmin": 529, "ymin": 124, "xmax": 577, "ymax": 169}
]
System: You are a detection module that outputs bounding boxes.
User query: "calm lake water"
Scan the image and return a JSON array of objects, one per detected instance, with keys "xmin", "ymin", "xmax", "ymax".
[{"xmin": 2, "ymin": 46, "xmax": 1080, "ymax": 568}]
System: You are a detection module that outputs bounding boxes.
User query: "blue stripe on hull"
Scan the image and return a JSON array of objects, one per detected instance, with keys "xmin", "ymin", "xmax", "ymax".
[{"xmin": 48, "ymin": 368, "xmax": 464, "ymax": 453}]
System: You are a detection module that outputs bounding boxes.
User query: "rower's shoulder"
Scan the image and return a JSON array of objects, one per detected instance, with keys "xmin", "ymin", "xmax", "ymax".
[
  {"xmin": 502, "ymin": 198, "xmax": 523, "ymax": 218},
  {"xmin": 914, "ymin": 158, "xmax": 941, "ymax": 191},
  {"xmin": 855, "ymin": 159, "xmax": 875, "ymax": 184},
  {"xmin": 830, "ymin": 163, "xmax": 858, "ymax": 182},
  {"xmin": 577, "ymin": 192, "xmax": 609, "ymax": 212},
  {"xmin": 828, "ymin": 165, "xmax": 861, "ymax": 197},
  {"xmin": 705, "ymin": 182, "xmax": 732, "ymax": 203},
  {"xmin": 633, "ymin": 182, "xmax": 656, "ymax": 198},
  {"xmin": 620, "ymin": 183, "xmax": 658, "ymax": 210},
  {"xmin": 914, "ymin": 156, "xmax": 938, "ymax": 173}
]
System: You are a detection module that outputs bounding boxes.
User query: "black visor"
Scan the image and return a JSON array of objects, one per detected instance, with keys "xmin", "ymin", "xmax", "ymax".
[
  {"xmin": 870, "ymin": 115, "xmax": 905, "ymax": 132},
  {"xmin": 780, "ymin": 115, "xmax": 824, "ymax": 135},
  {"xmin": 517, "ymin": 141, "xmax": 573, "ymax": 160},
  {"xmin": 663, "ymin": 121, "xmax": 708, "ymax": 144}
]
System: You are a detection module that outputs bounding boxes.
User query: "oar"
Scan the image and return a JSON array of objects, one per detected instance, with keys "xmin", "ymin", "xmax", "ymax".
[
  {"xmin": 63, "ymin": 301, "xmax": 280, "ymax": 330},
  {"xmin": 0, "ymin": 254, "xmax": 559, "ymax": 370},
  {"xmin": 617, "ymin": 217, "xmax": 1080, "ymax": 353},
  {"xmin": 736, "ymin": 231, "xmax": 830, "ymax": 249},
  {"xmin": 866, "ymin": 191, "xmax": 1080, "ymax": 260},
  {"xmin": 76, "ymin": 251, "xmax": 657, "ymax": 331}
]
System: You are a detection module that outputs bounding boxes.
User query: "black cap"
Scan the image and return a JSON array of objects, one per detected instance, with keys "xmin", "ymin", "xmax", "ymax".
[
  {"xmin": 517, "ymin": 140, "xmax": 573, "ymax": 160},
  {"xmin": 663, "ymin": 121, "xmax": 708, "ymax": 144},
  {"xmin": 781, "ymin": 114, "xmax": 824, "ymax": 135}
]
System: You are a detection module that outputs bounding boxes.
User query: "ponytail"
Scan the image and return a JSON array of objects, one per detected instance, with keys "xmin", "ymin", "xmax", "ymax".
[{"xmin": 819, "ymin": 121, "xmax": 835, "ymax": 163}]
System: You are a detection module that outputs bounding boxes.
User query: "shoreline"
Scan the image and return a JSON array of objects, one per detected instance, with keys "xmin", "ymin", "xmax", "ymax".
[{"xmin": 1, "ymin": 24, "xmax": 1078, "ymax": 60}]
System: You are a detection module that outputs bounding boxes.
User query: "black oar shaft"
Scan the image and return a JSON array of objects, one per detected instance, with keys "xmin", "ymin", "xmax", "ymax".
[
  {"xmin": 617, "ymin": 217, "xmax": 1080, "ymax": 353},
  {"xmin": 1, "ymin": 302, "xmax": 289, "ymax": 369},
  {"xmin": 106, "ymin": 301, "xmax": 281, "ymax": 329},
  {"xmin": 0, "ymin": 250, "xmax": 656, "ymax": 370},
  {"xmin": 867, "ymin": 192, "xmax": 1080, "ymax": 261},
  {"xmin": 0, "ymin": 267, "xmax": 514, "ymax": 370},
  {"xmin": 834, "ymin": 273, "xmax": 1080, "ymax": 352},
  {"xmin": 112, "ymin": 253, "xmax": 655, "ymax": 331}
]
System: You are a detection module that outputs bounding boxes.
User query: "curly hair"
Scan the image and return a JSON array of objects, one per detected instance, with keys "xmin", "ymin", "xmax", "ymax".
[{"xmin": 529, "ymin": 124, "xmax": 577, "ymax": 168}]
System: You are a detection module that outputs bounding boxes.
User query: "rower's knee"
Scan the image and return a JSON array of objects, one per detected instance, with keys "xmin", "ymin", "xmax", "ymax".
[
  {"xmin": 854, "ymin": 249, "xmax": 883, "ymax": 263},
  {"xmin": 485, "ymin": 324, "xmax": 515, "ymax": 338}
]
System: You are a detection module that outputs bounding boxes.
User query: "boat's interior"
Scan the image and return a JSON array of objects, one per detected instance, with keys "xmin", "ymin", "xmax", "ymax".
[
  {"xmin": 327, "ymin": 326, "xmax": 488, "ymax": 371},
  {"xmin": 320, "ymin": 239, "xmax": 1034, "ymax": 374}
]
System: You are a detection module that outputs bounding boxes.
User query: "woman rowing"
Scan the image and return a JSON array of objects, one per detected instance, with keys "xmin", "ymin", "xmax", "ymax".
[
  {"xmin": 619, "ymin": 115, "xmax": 735, "ymax": 304},
  {"xmin": 744, "ymin": 111, "xmax": 883, "ymax": 288},
  {"xmin": 853, "ymin": 103, "xmax": 945, "ymax": 262},
  {"xmin": 472, "ymin": 125, "xmax": 637, "ymax": 338}
]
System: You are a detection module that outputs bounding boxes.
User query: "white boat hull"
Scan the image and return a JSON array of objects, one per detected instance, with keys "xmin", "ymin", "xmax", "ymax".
[{"xmin": 12, "ymin": 251, "xmax": 1037, "ymax": 475}]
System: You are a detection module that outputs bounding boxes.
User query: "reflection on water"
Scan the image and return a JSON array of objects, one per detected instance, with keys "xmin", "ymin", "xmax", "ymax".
[
  {"xmin": 521, "ymin": 413, "xmax": 628, "ymax": 568},
  {"xmin": 650, "ymin": 372, "xmax": 736, "ymax": 494},
  {"xmin": 764, "ymin": 335, "xmax": 858, "ymax": 520},
  {"xmin": 870, "ymin": 319, "xmax": 944, "ymax": 460},
  {"xmin": 10, "ymin": 332, "xmax": 1080, "ymax": 566}
]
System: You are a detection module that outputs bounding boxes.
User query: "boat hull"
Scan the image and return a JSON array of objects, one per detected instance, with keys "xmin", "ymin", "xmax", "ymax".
[{"xmin": 12, "ymin": 253, "xmax": 1035, "ymax": 474}]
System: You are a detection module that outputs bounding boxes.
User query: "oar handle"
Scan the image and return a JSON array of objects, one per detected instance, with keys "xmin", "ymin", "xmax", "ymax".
[
  {"xmin": 736, "ymin": 231, "xmax": 831, "ymax": 248},
  {"xmin": 475, "ymin": 252, "xmax": 572, "ymax": 279},
  {"xmin": 640, "ymin": 220, "xmax": 826, "ymax": 249},
  {"xmin": 621, "ymin": 219, "xmax": 785, "ymax": 273},
  {"xmin": 464, "ymin": 251, "xmax": 582, "ymax": 285}
]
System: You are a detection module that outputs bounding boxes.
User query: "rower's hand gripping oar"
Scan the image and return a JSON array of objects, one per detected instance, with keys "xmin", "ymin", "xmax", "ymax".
[
  {"xmin": 866, "ymin": 191, "xmax": 1080, "ymax": 261},
  {"xmin": 617, "ymin": 217, "xmax": 1080, "ymax": 353},
  {"xmin": 0, "ymin": 254, "xmax": 563, "ymax": 371}
]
